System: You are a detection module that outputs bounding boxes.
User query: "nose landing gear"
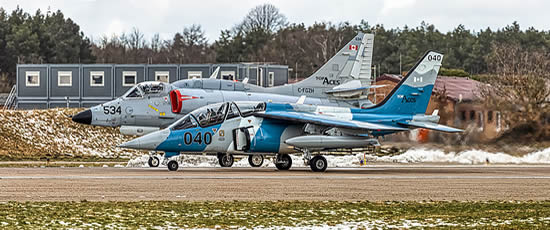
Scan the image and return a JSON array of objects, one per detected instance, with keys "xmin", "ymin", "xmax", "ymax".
[
  {"xmin": 167, "ymin": 160, "xmax": 179, "ymax": 171},
  {"xmin": 148, "ymin": 155, "xmax": 160, "ymax": 167}
]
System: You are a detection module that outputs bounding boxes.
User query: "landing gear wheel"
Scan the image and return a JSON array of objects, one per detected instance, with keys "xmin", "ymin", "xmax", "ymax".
[
  {"xmin": 148, "ymin": 156, "xmax": 160, "ymax": 167},
  {"xmin": 310, "ymin": 155, "xmax": 327, "ymax": 172},
  {"xmin": 275, "ymin": 154, "xmax": 292, "ymax": 170},
  {"xmin": 248, "ymin": 155, "xmax": 264, "ymax": 167},
  {"xmin": 219, "ymin": 154, "xmax": 234, "ymax": 167},
  {"xmin": 167, "ymin": 160, "xmax": 179, "ymax": 171}
]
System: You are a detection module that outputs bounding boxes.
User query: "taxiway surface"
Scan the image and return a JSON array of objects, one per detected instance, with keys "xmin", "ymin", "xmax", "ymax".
[{"xmin": 1, "ymin": 165, "xmax": 549, "ymax": 201}]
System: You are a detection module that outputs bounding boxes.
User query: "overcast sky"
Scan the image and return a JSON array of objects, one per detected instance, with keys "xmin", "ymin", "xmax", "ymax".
[{"xmin": 1, "ymin": 0, "xmax": 548, "ymax": 43}]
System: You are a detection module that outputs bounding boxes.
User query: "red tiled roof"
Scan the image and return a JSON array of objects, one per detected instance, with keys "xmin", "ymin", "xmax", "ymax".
[
  {"xmin": 376, "ymin": 74, "xmax": 483, "ymax": 101},
  {"xmin": 434, "ymin": 76, "xmax": 482, "ymax": 101},
  {"xmin": 376, "ymin": 74, "xmax": 403, "ymax": 83}
]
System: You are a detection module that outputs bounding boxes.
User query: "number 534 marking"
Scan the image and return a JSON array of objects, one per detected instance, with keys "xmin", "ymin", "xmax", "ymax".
[{"xmin": 103, "ymin": 106, "xmax": 121, "ymax": 115}]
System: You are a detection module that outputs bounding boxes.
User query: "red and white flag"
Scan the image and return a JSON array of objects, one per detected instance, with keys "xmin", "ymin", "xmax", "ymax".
[{"xmin": 349, "ymin": 45, "xmax": 358, "ymax": 50}]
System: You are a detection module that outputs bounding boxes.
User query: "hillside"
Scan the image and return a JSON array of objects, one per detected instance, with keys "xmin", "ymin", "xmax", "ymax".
[{"xmin": 0, "ymin": 108, "xmax": 143, "ymax": 160}]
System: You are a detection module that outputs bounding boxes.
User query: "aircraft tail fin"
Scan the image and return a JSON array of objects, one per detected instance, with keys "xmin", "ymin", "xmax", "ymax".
[
  {"xmin": 264, "ymin": 33, "xmax": 375, "ymax": 99},
  {"xmin": 292, "ymin": 33, "xmax": 374, "ymax": 90},
  {"xmin": 209, "ymin": 67, "xmax": 220, "ymax": 79},
  {"xmin": 366, "ymin": 51, "xmax": 443, "ymax": 115}
]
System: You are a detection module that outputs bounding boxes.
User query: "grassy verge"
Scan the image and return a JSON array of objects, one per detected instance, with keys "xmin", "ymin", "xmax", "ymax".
[{"xmin": 1, "ymin": 201, "xmax": 549, "ymax": 229}]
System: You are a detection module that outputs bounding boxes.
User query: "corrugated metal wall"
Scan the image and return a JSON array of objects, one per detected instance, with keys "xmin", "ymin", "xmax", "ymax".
[{"xmin": 16, "ymin": 63, "xmax": 288, "ymax": 109}]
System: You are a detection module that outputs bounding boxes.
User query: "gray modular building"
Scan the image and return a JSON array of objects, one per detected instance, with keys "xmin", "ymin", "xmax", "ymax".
[{"xmin": 16, "ymin": 63, "xmax": 288, "ymax": 109}]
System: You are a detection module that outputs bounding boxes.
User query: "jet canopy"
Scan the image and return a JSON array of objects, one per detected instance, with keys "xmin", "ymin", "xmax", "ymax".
[
  {"xmin": 170, "ymin": 101, "xmax": 266, "ymax": 130},
  {"xmin": 123, "ymin": 81, "xmax": 169, "ymax": 98}
]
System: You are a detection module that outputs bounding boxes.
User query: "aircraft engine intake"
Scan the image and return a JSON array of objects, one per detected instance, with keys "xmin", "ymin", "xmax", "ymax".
[{"xmin": 170, "ymin": 89, "xmax": 183, "ymax": 113}]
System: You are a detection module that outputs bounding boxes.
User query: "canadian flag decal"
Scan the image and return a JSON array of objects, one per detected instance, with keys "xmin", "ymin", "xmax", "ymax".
[
  {"xmin": 180, "ymin": 95, "xmax": 199, "ymax": 101},
  {"xmin": 349, "ymin": 45, "xmax": 358, "ymax": 50}
]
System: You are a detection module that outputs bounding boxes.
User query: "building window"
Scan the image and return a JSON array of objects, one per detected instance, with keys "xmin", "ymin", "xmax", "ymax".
[
  {"xmin": 58, "ymin": 71, "xmax": 72, "ymax": 87},
  {"xmin": 268, "ymin": 72, "xmax": 275, "ymax": 87},
  {"xmin": 188, "ymin": 71, "xmax": 202, "ymax": 79},
  {"xmin": 122, "ymin": 71, "xmax": 137, "ymax": 87},
  {"xmin": 90, "ymin": 71, "xmax": 104, "ymax": 87},
  {"xmin": 221, "ymin": 71, "xmax": 235, "ymax": 80},
  {"xmin": 155, "ymin": 71, "xmax": 169, "ymax": 83},
  {"xmin": 469, "ymin": 110, "xmax": 475, "ymax": 121},
  {"xmin": 496, "ymin": 112, "xmax": 502, "ymax": 131},
  {"xmin": 460, "ymin": 111, "xmax": 467, "ymax": 121},
  {"xmin": 477, "ymin": 111, "xmax": 484, "ymax": 129},
  {"xmin": 488, "ymin": 111, "xmax": 493, "ymax": 122},
  {"xmin": 25, "ymin": 71, "xmax": 40, "ymax": 87}
]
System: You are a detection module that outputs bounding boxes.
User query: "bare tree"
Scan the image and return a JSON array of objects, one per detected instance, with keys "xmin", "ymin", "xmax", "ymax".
[
  {"xmin": 238, "ymin": 3, "xmax": 287, "ymax": 34},
  {"xmin": 151, "ymin": 33, "xmax": 161, "ymax": 52},
  {"xmin": 128, "ymin": 27, "xmax": 145, "ymax": 50},
  {"xmin": 480, "ymin": 43, "xmax": 550, "ymax": 138}
]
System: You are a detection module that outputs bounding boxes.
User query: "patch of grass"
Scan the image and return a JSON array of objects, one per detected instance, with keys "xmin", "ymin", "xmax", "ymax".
[{"xmin": 0, "ymin": 201, "xmax": 549, "ymax": 229}]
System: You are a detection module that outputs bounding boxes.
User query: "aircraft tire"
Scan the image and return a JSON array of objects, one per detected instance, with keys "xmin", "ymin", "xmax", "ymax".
[
  {"xmin": 148, "ymin": 156, "xmax": 160, "ymax": 167},
  {"xmin": 219, "ymin": 154, "xmax": 234, "ymax": 167},
  {"xmin": 248, "ymin": 155, "xmax": 264, "ymax": 167},
  {"xmin": 310, "ymin": 155, "xmax": 327, "ymax": 172},
  {"xmin": 167, "ymin": 160, "xmax": 179, "ymax": 171},
  {"xmin": 275, "ymin": 154, "xmax": 292, "ymax": 170}
]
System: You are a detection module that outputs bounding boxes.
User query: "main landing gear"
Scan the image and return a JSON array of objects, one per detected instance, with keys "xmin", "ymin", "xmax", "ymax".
[
  {"xmin": 248, "ymin": 155, "xmax": 264, "ymax": 167},
  {"xmin": 275, "ymin": 154, "xmax": 292, "ymax": 170},
  {"xmin": 301, "ymin": 149, "xmax": 328, "ymax": 172},
  {"xmin": 309, "ymin": 155, "xmax": 328, "ymax": 172},
  {"xmin": 217, "ymin": 152, "xmax": 234, "ymax": 167}
]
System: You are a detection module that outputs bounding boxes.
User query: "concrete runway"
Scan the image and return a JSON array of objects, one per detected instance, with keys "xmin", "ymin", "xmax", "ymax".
[{"xmin": 1, "ymin": 165, "xmax": 550, "ymax": 201}]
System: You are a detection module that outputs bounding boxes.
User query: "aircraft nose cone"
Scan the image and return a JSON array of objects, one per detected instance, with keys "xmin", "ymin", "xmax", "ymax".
[
  {"xmin": 72, "ymin": 109, "xmax": 92, "ymax": 125},
  {"xmin": 119, "ymin": 139, "xmax": 141, "ymax": 149}
]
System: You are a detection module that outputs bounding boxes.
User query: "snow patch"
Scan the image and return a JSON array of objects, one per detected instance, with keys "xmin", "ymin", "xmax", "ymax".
[
  {"xmin": 376, "ymin": 148, "xmax": 550, "ymax": 164},
  {"xmin": 126, "ymin": 147, "xmax": 550, "ymax": 168}
]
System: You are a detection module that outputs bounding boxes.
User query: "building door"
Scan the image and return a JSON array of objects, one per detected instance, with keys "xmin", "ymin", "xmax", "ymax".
[{"xmin": 257, "ymin": 68, "xmax": 263, "ymax": 86}]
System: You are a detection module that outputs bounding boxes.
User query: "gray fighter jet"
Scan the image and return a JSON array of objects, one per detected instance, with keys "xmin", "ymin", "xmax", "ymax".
[
  {"xmin": 72, "ymin": 33, "xmax": 378, "ymax": 135},
  {"xmin": 72, "ymin": 33, "xmax": 379, "ymax": 167}
]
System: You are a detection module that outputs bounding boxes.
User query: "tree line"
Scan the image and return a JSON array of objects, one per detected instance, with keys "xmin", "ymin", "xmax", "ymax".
[{"xmin": 1, "ymin": 4, "xmax": 550, "ymax": 87}]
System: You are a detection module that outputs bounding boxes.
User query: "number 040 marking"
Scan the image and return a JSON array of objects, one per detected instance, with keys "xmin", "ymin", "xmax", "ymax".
[
  {"xmin": 427, "ymin": 54, "xmax": 442, "ymax": 61},
  {"xmin": 183, "ymin": 132, "xmax": 212, "ymax": 145}
]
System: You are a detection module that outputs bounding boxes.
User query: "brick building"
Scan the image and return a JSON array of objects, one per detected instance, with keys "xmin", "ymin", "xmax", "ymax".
[{"xmin": 373, "ymin": 74, "xmax": 502, "ymax": 141}]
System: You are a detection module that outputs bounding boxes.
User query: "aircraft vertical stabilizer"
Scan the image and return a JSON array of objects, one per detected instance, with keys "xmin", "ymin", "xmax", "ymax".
[
  {"xmin": 349, "ymin": 33, "xmax": 374, "ymax": 86},
  {"xmin": 366, "ymin": 51, "xmax": 443, "ymax": 115},
  {"xmin": 262, "ymin": 33, "xmax": 375, "ymax": 99}
]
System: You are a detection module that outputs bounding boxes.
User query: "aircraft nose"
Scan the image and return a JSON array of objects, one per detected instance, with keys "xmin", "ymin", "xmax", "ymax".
[
  {"xmin": 72, "ymin": 109, "xmax": 92, "ymax": 125},
  {"xmin": 119, "ymin": 139, "xmax": 141, "ymax": 149},
  {"xmin": 119, "ymin": 129, "xmax": 170, "ymax": 150}
]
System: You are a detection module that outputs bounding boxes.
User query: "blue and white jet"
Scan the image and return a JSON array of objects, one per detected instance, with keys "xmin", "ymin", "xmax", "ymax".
[{"xmin": 120, "ymin": 51, "xmax": 462, "ymax": 172}]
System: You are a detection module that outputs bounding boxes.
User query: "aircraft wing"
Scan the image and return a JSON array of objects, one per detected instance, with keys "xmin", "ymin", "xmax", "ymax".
[
  {"xmin": 254, "ymin": 111, "xmax": 409, "ymax": 132},
  {"xmin": 397, "ymin": 121, "xmax": 463, "ymax": 133}
]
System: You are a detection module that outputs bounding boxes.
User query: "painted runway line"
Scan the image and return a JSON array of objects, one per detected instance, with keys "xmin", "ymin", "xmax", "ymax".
[{"xmin": 3, "ymin": 175, "xmax": 550, "ymax": 180}]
